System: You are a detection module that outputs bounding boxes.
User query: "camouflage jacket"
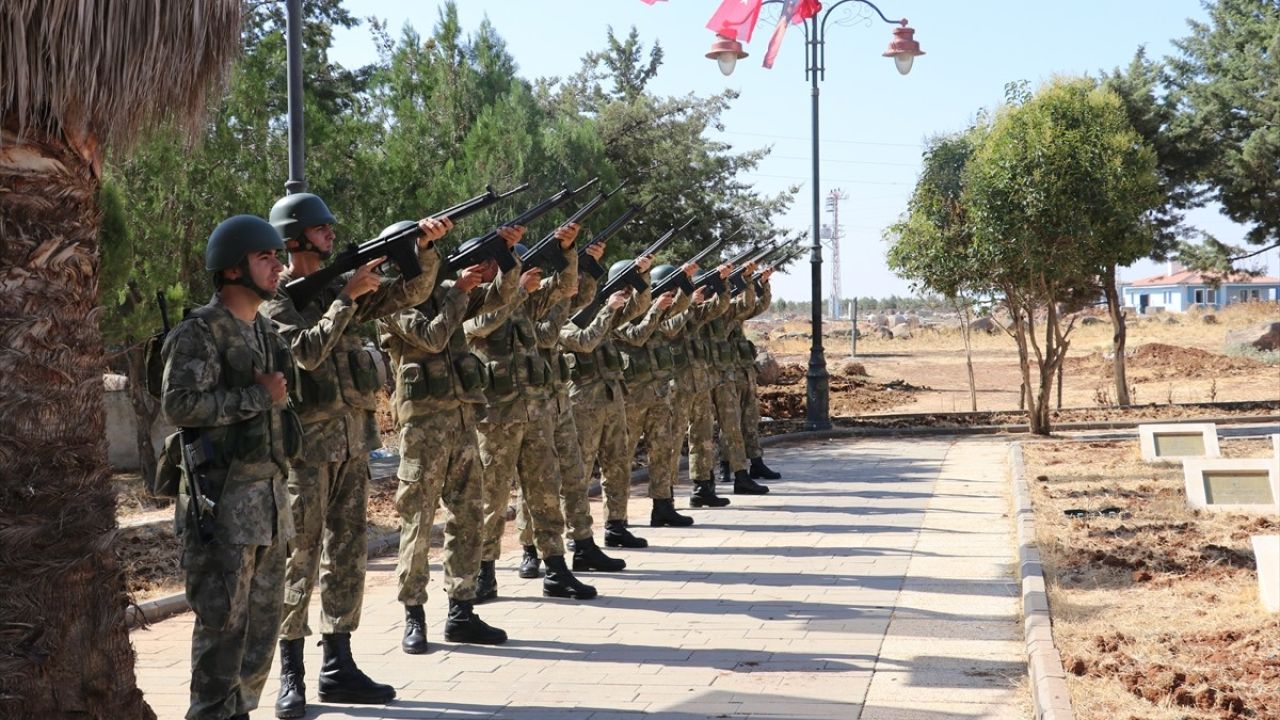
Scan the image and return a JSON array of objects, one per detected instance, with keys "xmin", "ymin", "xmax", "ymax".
[
  {"xmin": 615, "ymin": 285, "xmax": 692, "ymax": 396},
  {"xmin": 728, "ymin": 280, "xmax": 772, "ymax": 370},
  {"xmin": 161, "ymin": 296, "xmax": 295, "ymax": 546},
  {"xmin": 263, "ymin": 244, "xmax": 439, "ymax": 462},
  {"xmin": 378, "ymin": 266, "xmax": 519, "ymax": 424},
  {"xmin": 565, "ymin": 270, "xmax": 652, "ymax": 408}
]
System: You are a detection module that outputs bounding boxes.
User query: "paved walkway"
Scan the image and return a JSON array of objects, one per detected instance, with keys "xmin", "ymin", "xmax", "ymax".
[{"xmin": 133, "ymin": 436, "xmax": 1030, "ymax": 719}]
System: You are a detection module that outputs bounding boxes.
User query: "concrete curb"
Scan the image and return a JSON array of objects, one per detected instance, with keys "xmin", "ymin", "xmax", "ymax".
[{"xmin": 1009, "ymin": 442, "xmax": 1075, "ymax": 720}]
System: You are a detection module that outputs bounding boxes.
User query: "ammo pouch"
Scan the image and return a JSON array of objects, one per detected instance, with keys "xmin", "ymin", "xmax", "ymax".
[
  {"xmin": 736, "ymin": 339, "xmax": 755, "ymax": 363},
  {"xmin": 671, "ymin": 343, "xmax": 689, "ymax": 368},
  {"xmin": 715, "ymin": 342, "xmax": 732, "ymax": 365},
  {"xmin": 525, "ymin": 355, "xmax": 549, "ymax": 387},
  {"xmin": 652, "ymin": 346, "xmax": 674, "ymax": 370},
  {"xmin": 622, "ymin": 348, "xmax": 651, "ymax": 382},
  {"xmin": 399, "ymin": 362, "xmax": 429, "ymax": 400},
  {"xmin": 349, "ymin": 349, "xmax": 382, "ymax": 393},
  {"xmin": 568, "ymin": 351, "xmax": 598, "ymax": 381},
  {"xmin": 153, "ymin": 431, "xmax": 184, "ymax": 498},
  {"xmin": 601, "ymin": 345, "xmax": 623, "ymax": 372},
  {"xmin": 688, "ymin": 339, "xmax": 705, "ymax": 361},
  {"xmin": 455, "ymin": 354, "xmax": 488, "ymax": 392},
  {"xmin": 299, "ymin": 368, "xmax": 340, "ymax": 406},
  {"xmin": 488, "ymin": 360, "xmax": 517, "ymax": 395},
  {"xmin": 557, "ymin": 354, "xmax": 571, "ymax": 382}
]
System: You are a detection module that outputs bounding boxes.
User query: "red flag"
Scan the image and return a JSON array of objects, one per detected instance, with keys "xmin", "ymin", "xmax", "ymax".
[
  {"xmin": 639, "ymin": 0, "xmax": 666, "ymax": 4},
  {"xmin": 763, "ymin": 0, "xmax": 822, "ymax": 68},
  {"xmin": 706, "ymin": 0, "xmax": 765, "ymax": 43}
]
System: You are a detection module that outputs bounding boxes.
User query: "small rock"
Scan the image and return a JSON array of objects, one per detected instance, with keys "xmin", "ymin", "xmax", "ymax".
[{"xmin": 1225, "ymin": 320, "xmax": 1280, "ymax": 351}]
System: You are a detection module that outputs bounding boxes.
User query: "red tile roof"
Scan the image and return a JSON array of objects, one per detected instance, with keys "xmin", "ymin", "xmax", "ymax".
[{"xmin": 1128, "ymin": 269, "xmax": 1280, "ymax": 287}]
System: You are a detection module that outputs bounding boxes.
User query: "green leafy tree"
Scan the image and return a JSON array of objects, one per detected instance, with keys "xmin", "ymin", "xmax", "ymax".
[{"xmin": 966, "ymin": 78, "xmax": 1160, "ymax": 434}]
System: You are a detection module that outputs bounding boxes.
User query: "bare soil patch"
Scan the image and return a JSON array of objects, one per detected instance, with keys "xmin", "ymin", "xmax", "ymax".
[
  {"xmin": 1023, "ymin": 437, "xmax": 1280, "ymax": 720},
  {"xmin": 758, "ymin": 361, "xmax": 926, "ymax": 419}
]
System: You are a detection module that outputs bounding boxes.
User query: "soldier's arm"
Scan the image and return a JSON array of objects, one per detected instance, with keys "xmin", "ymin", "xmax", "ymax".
[
  {"xmin": 616, "ymin": 272, "xmax": 652, "ymax": 325},
  {"xmin": 464, "ymin": 282, "xmax": 528, "ymax": 339},
  {"xmin": 378, "ymin": 288, "xmax": 468, "ymax": 355},
  {"xmin": 751, "ymin": 280, "xmax": 773, "ymax": 318},
  {"xmin": 350, "ymin": 243, "xmax": 442, "ymax": 322},
  {"xmin": 558, "ymin": 303, "xmax": 622, "ymax": 353},
  {"xmin": 614, "ymin": 300, "xmax": 666, "ymax": 346},
  {"xmin": 263, "ymin": 292, "xmax": 356, "ymax": 372},
  {"xmin": 569, "ymin": 272, "xmax": 600, "ymax": 315},
  {"xmin": 161, "ymin": 320, "xmax": 272, "ymax": 427},
  {"xmin": 658, "ymin": 291, "xmax": 695, "ymax": 339},
  {"xmin": 534, "ymin": 301, "xmax": 569, "ymax": 349}
]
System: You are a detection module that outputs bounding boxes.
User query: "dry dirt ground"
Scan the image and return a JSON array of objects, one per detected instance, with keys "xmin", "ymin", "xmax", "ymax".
[
  {"xmin": 754, "ymin": 302, "xmax": 1280, "ymax": 419},
  {"xmin": 1022, "ymin": 437, "xmax": 1279, "ymax": 720}
]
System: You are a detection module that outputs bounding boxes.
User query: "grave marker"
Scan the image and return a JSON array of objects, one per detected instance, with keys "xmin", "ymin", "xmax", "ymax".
[
  {"xmin": 1182, "ymin": 457, "xmax": 1279, "ymax": 514},
  {"xmin": 1139, "ymin": 423, "xmax": 1220, "ymax": 464},
  {"xmin": 1253, "ymin": 535, "xmax": 1279, "ymax": 614}
]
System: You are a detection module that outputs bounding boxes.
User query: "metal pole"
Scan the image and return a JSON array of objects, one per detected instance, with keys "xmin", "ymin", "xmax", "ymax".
[
  {"xmin": 851, "ymin": 298, "xmax": 858, "ymax": 358},
  {"xmin": 805, "ymin": 20, "xmax": 831, "ymax": 430},
  {"xmin": 284, "ymin": 0, "xmax": 307, "ymax": 194}
]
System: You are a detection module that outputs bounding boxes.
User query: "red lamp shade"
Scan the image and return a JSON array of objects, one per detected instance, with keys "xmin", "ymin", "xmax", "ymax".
[
  {"xmin": 706, "ymin": 34, "xmax": 749, "ymax": 76},
  {"xmin": 882, "ymin": 23, "xmax": 924, "ymax": 75}
]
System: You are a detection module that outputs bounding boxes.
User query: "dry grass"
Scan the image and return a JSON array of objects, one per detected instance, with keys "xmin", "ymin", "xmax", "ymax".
[{"xmin": 1023, "ymin": 437, "xmax": 1279, "ymax": 720}]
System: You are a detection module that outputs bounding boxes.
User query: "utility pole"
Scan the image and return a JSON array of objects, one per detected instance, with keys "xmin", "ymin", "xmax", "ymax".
[{"xmin": 823, "ymin": 189, "xmax": 848, "ymax": 319}]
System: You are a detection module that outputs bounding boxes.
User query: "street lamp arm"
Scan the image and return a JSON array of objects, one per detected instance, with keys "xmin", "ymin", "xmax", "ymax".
[{"xmin": 820, "ymin": 0, "xmax": 905, "ymax": 36}]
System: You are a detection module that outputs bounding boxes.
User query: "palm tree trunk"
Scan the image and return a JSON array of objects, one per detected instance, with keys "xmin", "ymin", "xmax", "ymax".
[{"xmin": 0, "ymin": 125, "xmax": 155, "ymax": 719}]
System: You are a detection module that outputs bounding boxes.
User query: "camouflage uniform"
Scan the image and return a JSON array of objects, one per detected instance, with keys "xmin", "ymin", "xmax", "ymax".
[
  {"xmin": 378, "ymin": 267, "xmax": 517, "ymax": 605},
  {"xmin": 263, "ymin": 246, "xmax": 438, "ymax": 640},
  {"xmin": 516, "ymin": 264, "xmax": 623, "ymax": 545},
  {"xmin": 615, "ymin": 289, "xmax": 692, "ymax": 502},
  {"xmin": 681, "ymin": 292, "xmax": 732, "ymax": 482},
  {"xmin": 467, "ymin": 248, "xmax": 575, "ymax": 562},
  {"xmin": 730, "ymin": 280, "xmax": 772, "ymax": 460},
  {"xmin": 710, "ymin": 280, "xmax": 758, "ymax": 473},
  {"xmin": 162, "ymin": 296, "xmax": 296, "ymax": 720},
  {"xmin": 568, "ymin": 277, "xmax": 655, "ymax": 523}
]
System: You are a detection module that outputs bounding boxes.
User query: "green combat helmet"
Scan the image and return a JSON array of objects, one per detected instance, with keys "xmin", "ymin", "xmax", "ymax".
[
  {"xmin": 608, "ymin": 259, "xmax": 634, "ymax": 282},
  {"xmin": 206, "ymin": 214, "xmax": 285, "ymax": 299},
  {"xmin": 270, "ymin": 192, "xmax": 337, "ymax": 257},
  {"xmin": 650, "ymin": 264, "xmax": 679, "ymax": 286}
]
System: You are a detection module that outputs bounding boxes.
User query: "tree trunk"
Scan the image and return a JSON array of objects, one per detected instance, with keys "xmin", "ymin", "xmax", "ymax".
[
  {"xmin": 1102, "ymin": 264, "xmax": 1130, "ymax": 406},
  {"xmin": 955, "ymin": 299, "xmax": 978, "ymax": 412},
  {"xmin": 0, "ymin": 126, "xmax": 156, "ymax": 718},
  {"xmin": 125, "ymin": 343, "xmax": 161, "ymax": 497}
]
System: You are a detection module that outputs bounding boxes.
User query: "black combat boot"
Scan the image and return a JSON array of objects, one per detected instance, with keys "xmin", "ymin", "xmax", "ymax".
[
  {"xmin": 690, "ymin": 478, "xmax": 731, "ymax": 507},
  {"xmin": 317, "ymin": 632, "xmax": 396, "ymax": 705},
  {"xmin": 733, "ymin": 469, "xmax": 770, "ymax": 495},
  {"xmin": 542, "ymin": 556, "xmax": 598, "ymax": 599},
  {"xmin": 749, "ymin": 456, "xmax": 782, "ymax": 480},
  {"xmin": 570, "ymin": 535, "xmax": 627, "ymax": 571},
  {"xmin": 718, "ymin": 461, "xmax": 732, "ymax": 483},
  {"xmin": 401, "ymin": 604, "xmax": 427, "ymax": 655},
  {"xmin": 443, "ymin": 598, "xmax": 508, "ymax": 644},
  {"xmin": 475, "ymin": 559, "xmax": 498, "ymax": 603},
  {"xmin": 275, "ymin": 637, "xmax": 306, "ymax": 719},
  {"xmin": 603, "ymin": 519, "xmax": 648, "ymax": 548},
  {"xmin": 518, "ymin": 545, "xmax": 542, "ymax": 579},
  {"xmin": 650, "ymin": 497, "xmax": 695, "ymax": 527}
]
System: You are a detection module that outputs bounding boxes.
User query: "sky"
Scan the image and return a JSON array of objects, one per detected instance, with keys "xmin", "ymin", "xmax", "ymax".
[{"xmin": 330, "ymin": 0, "xmax": 1279, "ymax": 302}]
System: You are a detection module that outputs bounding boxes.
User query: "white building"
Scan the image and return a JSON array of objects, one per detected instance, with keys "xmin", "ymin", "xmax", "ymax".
[{"xmin": 1122, "ymin": 262, "xmax": 1280, "ymax": 314}]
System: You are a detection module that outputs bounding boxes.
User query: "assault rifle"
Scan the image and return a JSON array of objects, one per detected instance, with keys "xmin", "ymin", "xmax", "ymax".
[
  {"xmin": 569, "ymin": 217, "xmax": 693, "ymax": 328},
  {"xmin": 692, "ymin": 240, "xmax": 764, "ymax": 296},
  {"xmin": 747, "ymin": 245, "xmax": 806, "ymax": 292},
  {"xmin": 727, "ymin": 242, "xmax": 788, "ymax": 294},
  {"xmin": 520, "ymin": 177, "xmax": 631, "ymax": 272},
  {"xmin": 651, "ymin": 237, "xmax": 727, "ymax": 297},
  {"xmin": 577, "ymin": 198, "xmax": 654, "ymax": 279},
  {"xmin": 284, "ymin": 183, "xmax": 528, "ymax": 309},
  {"xmin": 179, "ymin": 429, "xmax": 218, "ymax": 544},
  {"xmin": 446, "ymin": 179, "xmax": 598, "ymax": 274}
]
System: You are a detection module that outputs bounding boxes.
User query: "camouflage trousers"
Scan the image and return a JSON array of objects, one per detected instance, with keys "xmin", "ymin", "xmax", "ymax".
[
  {"xmin": 185, "ymin": 530, "xmax": 285, "ymax": 720},
  {"xmin": 394, "ymin": 407, "xmax": 483, "ymax": 604},
  {"xmin": 713, "ymin": 376, "xmax": 748, "ymax": 473},
  {"xmin": 476, "ymin": 413, "xmax": 566, "ymax": 560},
  {"xmin": 738, "ymin": 368, "xmax": 763, "ymax": 459},
  {"xmin": 518, "ymin": 392, "xmax": 594, "ymax": 546},
  {"xmin": 621, "ymin": 384, "xmax": 679, "ymax": 501},
  {"xmin": 680, "ymin": 383, "xmax": 718, "ymax": 483},
  {"xmin": 278, "ymin": 457, "xmax": 369, "ymax": 640},
  {"xmin": 573, "ymin": 387, "xmax": 632, "ymax": 523}
]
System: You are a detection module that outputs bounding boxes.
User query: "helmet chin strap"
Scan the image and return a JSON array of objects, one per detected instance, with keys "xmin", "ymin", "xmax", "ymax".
[
  {"xmin": 234, "ymin": 257, "xmax": 276, "ymax": 300},
  {"xmin": 289, "ymin": 235, "xmax": 332, "ymax": 261}
]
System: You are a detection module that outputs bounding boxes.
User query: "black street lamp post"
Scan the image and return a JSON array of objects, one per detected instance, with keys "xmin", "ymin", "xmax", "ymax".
[
  {"xmin": 708, "ymin": 1, "xmax": 923, "ymax": 430},
  {"xmin": 284, "ymin": 0, "xmax": 307, "ymax": 194}
]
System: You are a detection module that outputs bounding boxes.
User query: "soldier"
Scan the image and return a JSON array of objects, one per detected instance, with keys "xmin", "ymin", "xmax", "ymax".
[
  {"xmin": 615, "ymin": 263, "xmax": 696, "ymax": 528},
  {"xmin": 467, "ymin": 225, "xmax": 598, "ymax": 602},
  {"xmin": 731, "ymin": 268, "xmax": 781, "ymax": 480},
  {"xmin": 677, "ymin": 263, "xmax": 735, "ymax": 508},
  {"xmin": 708, "ymin": 261, "xmax": 770, "ymax": 495},
  {"xmin": 263, "ymin": 193, "xmax": 450, "ymax": 718},
  {"xmin": 377, "ymin": 227, "xmax": 525, "ymax": 653},
  {"xmin": 515, "ymin": 240, "xmax": 631, "ymax": 577},
  {"xmin": 162, "ymin": 215, "xmax": 295, "ymax": 720}
]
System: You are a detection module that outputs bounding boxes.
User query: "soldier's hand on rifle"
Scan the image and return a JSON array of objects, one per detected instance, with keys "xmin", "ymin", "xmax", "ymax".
[
  {"xmin": 585, "ymin": 242, "xmax": 606, "ymax": 261},
  {"xmin": 457, "ymin": 265, "xmax": 486, "ymax": 293},
  {"xmin": 520, "ymin": 267, "xmax": 543, "ymax": 292},
  {"xmin": 342, "ymin": 257, "xmax": 385, "ymax": 301},
  {"xmin": 635, "ymin": 255, "xmax": 653, "ymax": 273},
  {"xmin": 256, "ymin": 370, "xmax": 288, "ymax": 405},
  {"xmin": 555, "ymin": 223, "xmax": 580, "ymax": 249},
  {"xmin": 497, "ymin": 225, "xmax": 526, "ymax": 248},
  {"xmin": 681, "ymin": 261, "xmax": 698, "ymax": 278},
  {"xmin": 416, "ymin": 216, "xmax": 453, "ymax": 247},
  {"xmin": 717, "ymin": 262, "xmax": 732, "ymax": 279},
  {"xmin": 744, "ymin": 260, "xmax": 759, "ymax": 275},
  {"xmin": 761, "ymin": 268, "xmax": 775, "ymax": 282},
  {"xmin": 655, "ymin": 291, "xmax": 676, "ymax": 311},
  {"xmin": 693, "ymin": 287, "xmax": 710, "ymax": 303},
  {"xmin": 606, "ymin": 289, "xmax": 630, "ymax": 310}
]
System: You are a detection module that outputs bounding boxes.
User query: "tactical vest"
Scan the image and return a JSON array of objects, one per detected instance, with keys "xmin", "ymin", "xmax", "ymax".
[
  {"xmin": 567, "ymin": 339, "xmax": 625, "ymax": 384},
  {"xmin": 185, "ymin": 304, "xmax": 299, "ymax": 474},
  {"xmin": 468, "ymin": 306, "xmax": 551, "ymax": 405},
  {"xmin": 290, "ymin": 280, "xmax": 384, "ymax": 425},
  {"xmin": 384, "ymin": 285, "xmax": 490, "ymax": 423}
]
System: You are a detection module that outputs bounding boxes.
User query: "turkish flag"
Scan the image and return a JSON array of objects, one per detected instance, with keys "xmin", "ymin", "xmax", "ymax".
[
  {"xmin": 763, "ymin": 0, "xmax": 822, "ymax": 68},
  {"xmin": 706, "ymin": 0, "xmax": 765, "ymax": 43}
]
